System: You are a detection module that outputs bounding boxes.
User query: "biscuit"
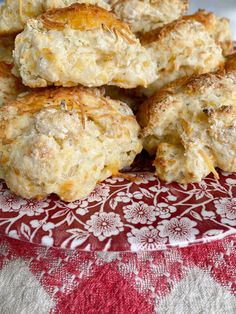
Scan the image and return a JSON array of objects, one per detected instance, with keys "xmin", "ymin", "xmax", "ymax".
[
  {"xmin": 0, "ymin": 62, "xmax": 25, "ymax": 107},
  {"xmin": 110, "ymin": 0, "xmax": 188, "ymax": 34},
  {"xmin": 137, "ymin": 66, "xmax": 236, "ymax": 183},
  {"xmin": 0, "ymin": 0, "xmax": 110, "ymax": 35},
  {"xmin": 0, "ymin": 35, "xmax": 16, "ymax": 64},
  {"xmin": 0, "ymin": 86, "xmax": 142, "ymax": 201},
  {"xmin": 13, "ymin": 4, "xmax": 157, "ymax": 89},
  {"xmin": 184, "ymin": 10, "xmax": 233, "ymax": 56},
  {"xmin": 140, "ymin": 16, "xmax": 225, "ymax": 95}
]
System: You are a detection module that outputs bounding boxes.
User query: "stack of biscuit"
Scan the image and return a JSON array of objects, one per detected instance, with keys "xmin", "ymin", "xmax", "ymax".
[{"xmin": 0, "ymin": 0, "xmax": 235, "ymax": 201}]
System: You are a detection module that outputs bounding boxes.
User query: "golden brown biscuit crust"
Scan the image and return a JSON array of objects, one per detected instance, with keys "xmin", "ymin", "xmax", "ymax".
[
  {"xmin": 183, "ymin": 10, "xmax": 219, "ymax": 28},
  {"xmin": 0, "ymin": 86, "xmax": 104, "ymax": 116},
  {"xmin": 0, "ymin": 0, "xmax": 111, "ymax": 35},
  {"xmin": 0, "ymin": 86, "xmax": 138, "ymax": 141},
  {"xmin": 0, "ymin": 85, "xmax": 142, "ymax": 201},
  {"xmin": 141, "ymin": 10, "xmax": 233, "ymax": 55},
  {"xmin": 13, "ymin": 3, "xmax": 156, "ymax": 88},
  {"xmin": 138, "ymin": 67, "xmax": 236, "ymax": 183},
  {"xmin": 40, "ymin": 3, "xmax": 135, "ymax": 43},
  {"xmin": 184, "ymin": 10, "xmax": 233, "ymax": 55},
  {"xmin": 140, "ymin": 18, "xmax": 187, "ymax": 46},
  {"xmin": 110, "ymin": 0, "xmax": 188, "ymax": 34},
  {"xmin": 138, "ymin": 70, "xmax": 236, "ymax": 133}
]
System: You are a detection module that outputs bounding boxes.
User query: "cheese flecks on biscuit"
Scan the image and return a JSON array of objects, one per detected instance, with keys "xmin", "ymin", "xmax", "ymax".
[
  {"xmin": 141, "ymin": 15, "xmax": 225, "ymax": 96},
  {"xmin": 0, "ymin": 62, "xmax": 25, "ymax": 107},
  {"xmin": 184, "ymin": 10, "xmax": 233, "ymax": 56},
  {"xmin": 0, "ymin": 87, "xmax": 142, "ymax": 201},
  {"xmin": 110, "ymin": 0, "xmax": 188, "ymax": 34},
  {"xmin": 13, "ymin": 4, "xmax": 157, "ymax": 89},
  {"xmin": 0, "ymin": 0, "xmax": 110, "ymax": 35},
  {"xmin": 137, "ymin": 65, "xmax": 236, "ymax": 184}
]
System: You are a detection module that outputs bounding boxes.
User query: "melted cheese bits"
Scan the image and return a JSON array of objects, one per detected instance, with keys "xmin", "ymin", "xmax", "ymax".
[
  {"xmin": 137, "ymin": 62, "xmax": 236, "ymax": 183},
  {"xmin": 13, "ymin": 4, "xmax": 157, "ymax": 89},
  {"xmin": 0, "ymin": 86, "xmax": 142, "ymax": 201}
]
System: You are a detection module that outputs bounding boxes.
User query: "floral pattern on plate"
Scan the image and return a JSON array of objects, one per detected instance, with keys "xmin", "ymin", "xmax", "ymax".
[{"xmin": 0, "ymin": 161, "xmax": 235, "ymax": 252}]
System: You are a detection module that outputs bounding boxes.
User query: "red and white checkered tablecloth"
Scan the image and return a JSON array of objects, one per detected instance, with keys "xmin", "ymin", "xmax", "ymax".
[{"xmin": 1, "ymin": 234, "xmax": 236, "ymax": 313}]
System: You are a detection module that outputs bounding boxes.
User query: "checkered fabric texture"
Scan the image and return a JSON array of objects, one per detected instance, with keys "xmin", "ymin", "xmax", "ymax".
[{"xmin": 1, "ymin": 234, "xmax": 236, "ymax": 314}]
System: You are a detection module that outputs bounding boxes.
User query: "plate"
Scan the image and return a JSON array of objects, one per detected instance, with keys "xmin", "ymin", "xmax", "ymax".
[{"xmin": 0, "ymin": 154, "xmax": 235, "ymax": 251}]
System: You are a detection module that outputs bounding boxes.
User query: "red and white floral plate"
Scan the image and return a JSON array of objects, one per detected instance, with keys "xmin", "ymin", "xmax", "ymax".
[{"xmin": 0, "ymin": 154, "xmax": 235, "ymax": 251}]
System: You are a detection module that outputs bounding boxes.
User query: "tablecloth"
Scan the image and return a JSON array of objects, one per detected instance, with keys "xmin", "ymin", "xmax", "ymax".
[{"xmin": 0, "ymin": 234, "xmax": 236, "ymax": 314}]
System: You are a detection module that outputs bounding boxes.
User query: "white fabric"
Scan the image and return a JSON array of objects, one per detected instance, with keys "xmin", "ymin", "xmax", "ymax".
[
  {"xmin": 0, "ymin": 259, "xmax": 54, "ymax": 314},
  {"xmin": 157, "ymin": 267, "xmax": 236, "ymax": 314}
]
